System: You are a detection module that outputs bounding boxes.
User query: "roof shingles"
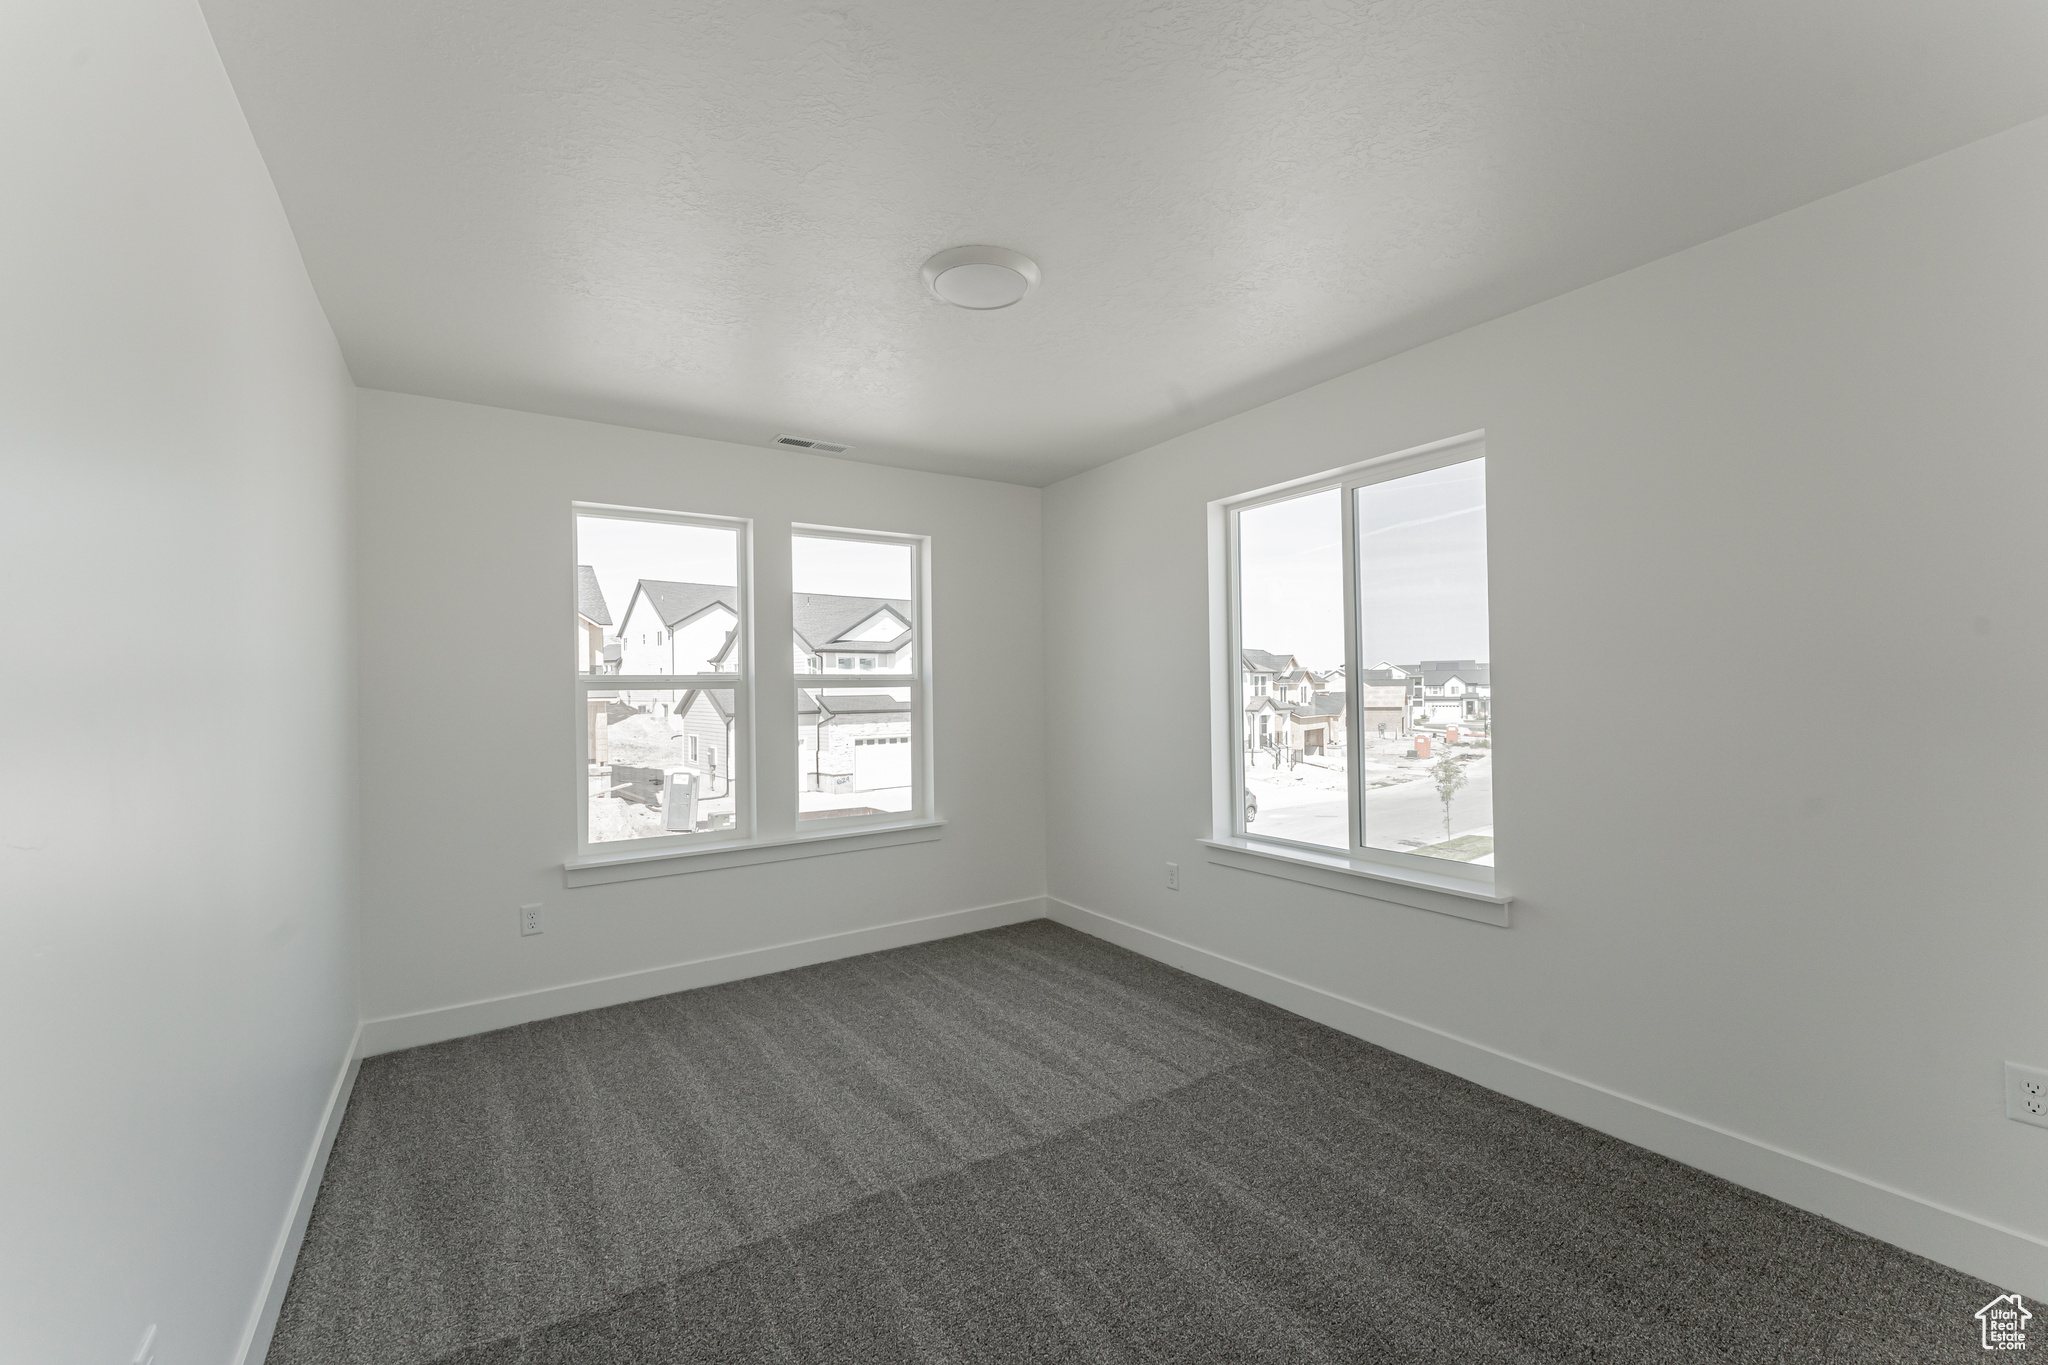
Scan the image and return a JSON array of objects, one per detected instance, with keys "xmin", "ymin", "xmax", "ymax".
[
  {"xmin": 635, "ymin": 580, "xmax": 738, "ymax": 629},
  {"xmin": 793, "ymin": 594, "xmax": 912, "ymax": 654},
  {"xmin": 576, "ymin": 565, "xmax": 612, "ymax": 626}
]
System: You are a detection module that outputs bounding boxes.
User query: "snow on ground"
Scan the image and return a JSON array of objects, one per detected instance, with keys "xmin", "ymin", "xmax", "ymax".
[
  {"xmin": 589, "ymin": 777, "xmax": 912, "ymax": 842},
  {"xmin": 589, "ymin": 713, "xmax": 738, "ymax": 840},
  {"xmin": 604, "ymin": 713, "xmax": 687, "ymax": 768},
  {"xmin": 589, "ymin": 789, "xmax": 664, "ymax": 843},
  {"xmin": 799, "ymin": 786, "xmax": 911, "ymax": 817},
  {"xmin": 589, "ymin": 779, "xmax": 739, "ymax": 841}
]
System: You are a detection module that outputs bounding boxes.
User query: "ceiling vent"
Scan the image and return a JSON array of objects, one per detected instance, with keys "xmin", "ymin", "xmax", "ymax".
[{"xmin": 774, "ymin": 434, "xmax": 852, "ymax": 454}]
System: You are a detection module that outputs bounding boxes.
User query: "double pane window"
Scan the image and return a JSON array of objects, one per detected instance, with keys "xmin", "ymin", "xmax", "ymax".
[
  {"xmin": 576, "ymin": 508, "xmax": 748, "ymax": 854},
  {"xmin": 793, "ymin": 531, "xmax": 924, "ymax": 826},
  {"xmin": 1237, "ymin": 488, "xmax": 1349, "ymax": 850},
  {"xmin": 1229, "ymin": 441, "xmax": 1494, "ymax": 880},
  {"xmin": 572, "ymin": 508, "xmax": 930, "ymax": 863}
]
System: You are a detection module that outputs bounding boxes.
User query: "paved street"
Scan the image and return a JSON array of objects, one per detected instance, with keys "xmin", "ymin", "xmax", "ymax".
[{"xmin": 1251, "ymin": 754, "xmax": 1491, "ymax": 852}]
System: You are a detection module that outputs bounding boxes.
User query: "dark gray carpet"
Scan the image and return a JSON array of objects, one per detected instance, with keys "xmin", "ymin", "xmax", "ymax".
[{"xmin": 269, "ymin": 921, "xmax": 1996, "ymax": 1364}]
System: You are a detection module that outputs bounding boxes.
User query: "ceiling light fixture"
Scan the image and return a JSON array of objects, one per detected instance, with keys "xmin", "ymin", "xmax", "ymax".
[{"xmin": 921, "ymin": 246, "xmax": 1039, "ymax": 310}]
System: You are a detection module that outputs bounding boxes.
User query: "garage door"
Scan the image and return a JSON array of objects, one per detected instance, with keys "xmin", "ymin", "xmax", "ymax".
[{"xmin": 853, "ymin": 736, "xmax": 912, "ymax": 791}]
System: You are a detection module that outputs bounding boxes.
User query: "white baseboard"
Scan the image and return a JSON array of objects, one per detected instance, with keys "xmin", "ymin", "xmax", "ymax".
[
  {"xmin": 1047, "ymin": 896, "xmax": 2048, "ymax": 1299},
  {"xmin": 234, "ymin": 1025, "xmax": 362, "ymax": 1365},
  {"xmin": 359, "ymin": 897, "xmax": 1051, "ymax": 1057}
]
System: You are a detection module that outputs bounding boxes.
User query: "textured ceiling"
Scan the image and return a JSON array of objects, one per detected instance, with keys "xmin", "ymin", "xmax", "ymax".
[{"xmin": 200, "ymin": 0, "xmax": 2048, "ymax": 485}]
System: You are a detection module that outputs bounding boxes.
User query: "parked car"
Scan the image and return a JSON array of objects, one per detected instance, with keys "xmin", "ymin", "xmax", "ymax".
[{"xmin": 1244, "ymin": 788, "xmax": 1258, "ymax": 824}]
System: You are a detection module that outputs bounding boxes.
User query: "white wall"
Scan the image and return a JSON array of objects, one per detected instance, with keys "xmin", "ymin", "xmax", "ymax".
[
  {"xmin": 0, "ymin": 0, "xmax": 360, "ymax": 1360},
  {"xmin": 353, "ymin": 391, "xmax": 1045, "ymax": 1037},
  {"xmin": 1043, "ymin": 117, "xmax": 2048, "ymax": 1294}
]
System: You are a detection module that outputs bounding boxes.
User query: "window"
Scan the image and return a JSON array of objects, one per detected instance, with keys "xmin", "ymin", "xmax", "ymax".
[
  {"xmin": 1225, "ymin": 437, "xmax": 1493, "ymax": 881},
  {"xmin": 576, "ymin": 506, "xmax": 747, "ymax": 853},
  {"xmin": 794, "ymin": 529, "xmax": 926, "ymax": 825}
]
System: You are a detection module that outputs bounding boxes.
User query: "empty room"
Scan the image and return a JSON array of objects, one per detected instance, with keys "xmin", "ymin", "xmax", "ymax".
[{"xmin": 6, "ymin": 0, "xmax": 2047, "ymax": 1360}]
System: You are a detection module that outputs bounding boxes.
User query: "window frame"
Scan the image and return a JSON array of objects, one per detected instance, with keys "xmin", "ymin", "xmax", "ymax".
[
  {"xmin": 1221, "ymin": 431, "xmax": 1494, "ymax": 891},
  {"xmin": 792, "ymin": 523, "xmax": 933, "ymax": 833},
  {"xmin": 572, "ymin": 502, "xmax": 754, "ymax": 861}
]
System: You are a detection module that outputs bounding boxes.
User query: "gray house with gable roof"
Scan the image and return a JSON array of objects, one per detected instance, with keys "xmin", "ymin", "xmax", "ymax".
[
  {"xmin": 1243, "ymin": 648, "xmax": 1351, "ymax": 757},
  {"xmin": 606, "ymin": 577, "xmax": 916, "ymax": 796},
  {"xmin": 578, "ymin": 565, "xmax": 616, "ymax": 763},
  {"xmin": 614, "ymin": 579, "xmax": 914, "ymax": 679},
  {"xmin": 1374, "ymin": 659, "xmax": 1491, "ymax": 727},
  {"xmin": 616, "ymin": 579, "xmax": 739, "ymax": 680},
  {"xmin": 789, "ymin": 593, "xmax": 915, "ymax": 796},
  {"xmin": 576, "ymin": 564, "xmax": 612, "ymax": 673},
  {"xmin": 791, "ymin": 592, "xmax": 913, "ymax": 673},
  {"xmin": 799, "ymin": 689, "xmax": 913, "ymax": 801}
]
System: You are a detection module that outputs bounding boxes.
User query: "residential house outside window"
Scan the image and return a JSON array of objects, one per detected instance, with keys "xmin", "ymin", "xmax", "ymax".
[
  {"xmin": 793, "ymin": 528, "xmax": 928, "ymax": 826},
  {"xmin": 1224, "ymin": 434, "xmax": 1493, "ymax": 881},
  {"xmin": 575, "ymin": 505, "xmax": 748, "ymax": 854}
]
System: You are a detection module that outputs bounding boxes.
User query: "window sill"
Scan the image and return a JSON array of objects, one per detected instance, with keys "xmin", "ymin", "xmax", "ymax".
[
  {"xmin": 565, "ymin": 819, "xmax": 944, "ymax": 888},
  {"xmin": 1198, "ymin": 836, "xmax": 1511, "ymax": 927}
]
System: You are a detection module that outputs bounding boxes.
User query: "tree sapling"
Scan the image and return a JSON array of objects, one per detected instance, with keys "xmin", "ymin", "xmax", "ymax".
[{"xmin": 1431, "ymin": 755, "xmax": 1467, "ymax": 841}]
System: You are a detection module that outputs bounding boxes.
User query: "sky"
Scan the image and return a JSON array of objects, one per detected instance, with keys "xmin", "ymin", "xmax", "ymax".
[
  {"xmin": 1238, "ymin": 458, "xmax": 1489, "ymax": 673},
  {"xmin": 577, "ymin": 516, "xmax": 736, "ymax": 629},
  {"xmin": 792, "ymin": 535, "xmax": 912, "ymax": 598},
  {"xmin": 575, "ymin": 517, "xmax": 914, "ymax": 628}
]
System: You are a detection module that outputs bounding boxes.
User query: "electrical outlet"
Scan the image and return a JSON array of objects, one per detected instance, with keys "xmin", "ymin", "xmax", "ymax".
[
  {"xmin": 1165, "ymin": 862, "xmax": 1178, "ymax": 891},
  {"xmin": 2006, "ymin": 1062, "xmax": 2048, "ymax": 1129},
  {"xmin": 520, "ymin": 903, "xmax": 543, "ymax": 937},
  {"xmin": 133, "ymin": 1325, "xmax": 157, "ymax": 1365}
]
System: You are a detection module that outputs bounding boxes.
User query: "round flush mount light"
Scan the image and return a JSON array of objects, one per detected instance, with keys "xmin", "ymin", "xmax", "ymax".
[{"xmin": 921, "ymin": 245, "xmax": 1039, "ymax": 309}]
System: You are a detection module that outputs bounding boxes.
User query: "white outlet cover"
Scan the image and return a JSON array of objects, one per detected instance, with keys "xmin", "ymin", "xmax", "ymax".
[
  {"xmin": 2005, "ymin": 1061, "xmax": 2048, "ymax": 1130},
  {"xmin": 520, "ymin": 902, "xmax": 543, "ymax": 936}
]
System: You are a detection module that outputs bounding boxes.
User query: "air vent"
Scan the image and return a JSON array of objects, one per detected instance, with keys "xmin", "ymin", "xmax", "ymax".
[{"xmin": 774, "ymin": 434, "xmax": 852, "ymax": 454}]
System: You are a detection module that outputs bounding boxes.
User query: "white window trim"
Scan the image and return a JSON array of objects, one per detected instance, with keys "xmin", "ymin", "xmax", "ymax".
[
  {"xmin": 568, "ymin": 510, "xmax": 943, "ymax": 882},
  {"xmin": 1199, "ymin": 835, "xmax": 1508, "ymax": 925},
  {"xmin": 565, "ymin": 818, "xmax": 945, "ymax": 887},
  {"xmin": 1211, "ymin": 430, "xmax": 1508, "ymax": 915},
  {"xmin": 792, "ymin": 523, "xmax": 935, "ymax": 835}
]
